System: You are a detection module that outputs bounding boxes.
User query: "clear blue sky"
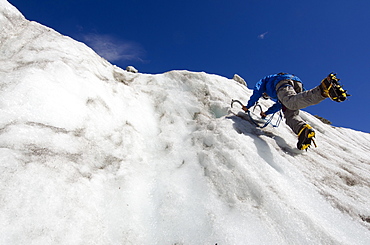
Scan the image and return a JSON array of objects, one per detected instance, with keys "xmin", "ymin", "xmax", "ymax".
[{"xmin": 9, "ymin": 0, "xmax": 370, "ymax": 133}]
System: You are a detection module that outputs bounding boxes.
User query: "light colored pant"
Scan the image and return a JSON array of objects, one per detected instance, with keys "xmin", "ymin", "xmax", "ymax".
[{"xmin": 276, "ymin": 80, "xmax": 326, "ymax": 134}]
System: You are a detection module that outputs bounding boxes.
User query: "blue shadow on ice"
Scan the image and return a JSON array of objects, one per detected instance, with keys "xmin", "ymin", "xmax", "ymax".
[{"xmin": 226, "ymin": 115, "xmax": 301, "ymax": 168}]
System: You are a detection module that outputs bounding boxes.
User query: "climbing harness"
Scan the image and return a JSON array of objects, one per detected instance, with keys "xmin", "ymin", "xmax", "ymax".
[{"xmin": 231, "ymin": 99, "xmax": 283, "ymax": 129}]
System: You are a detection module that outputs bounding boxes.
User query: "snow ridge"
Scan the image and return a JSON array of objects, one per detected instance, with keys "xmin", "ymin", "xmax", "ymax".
[{"xmin": 1, "ymin": 1, "xmax": 369, "ymax": 244}]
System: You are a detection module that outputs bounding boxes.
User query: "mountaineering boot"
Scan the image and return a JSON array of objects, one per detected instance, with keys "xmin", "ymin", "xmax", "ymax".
[
  {"xmin": 320, "ymin": 73, "xmax": 349, "ymax": 102},
  {"xmin": 297, "ymin": 124, "xmax": 316, "ymax": 151}
]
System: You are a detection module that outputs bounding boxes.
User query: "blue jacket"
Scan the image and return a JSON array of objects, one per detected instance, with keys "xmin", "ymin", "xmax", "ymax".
[{"xmin": 246, "ymin": 73, "xmax": 303, "ymax": 115}]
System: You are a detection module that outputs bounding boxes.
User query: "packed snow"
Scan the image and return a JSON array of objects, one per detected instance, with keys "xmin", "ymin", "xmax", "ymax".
[{"xmin": 1, "ymin": 0, "xmax": 369, "ymax": 244}]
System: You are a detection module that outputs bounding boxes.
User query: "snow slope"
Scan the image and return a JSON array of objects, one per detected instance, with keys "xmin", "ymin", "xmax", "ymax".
[{"xmin": 1, "ymin": 1, "xmax": 369, "ymax": 244}]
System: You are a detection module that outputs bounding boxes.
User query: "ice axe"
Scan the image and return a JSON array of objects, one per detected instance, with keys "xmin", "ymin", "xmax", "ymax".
[
  {"xmin": 231, "ymin": 99, "xmax": 246, "ymax": 109},
  {"xmin": 231, "ymin": 99, "xmax": 262, "ymax": 114},
  {"xmin": 231, "ymin": 99, "xmax": 283, "ymax": 128}
]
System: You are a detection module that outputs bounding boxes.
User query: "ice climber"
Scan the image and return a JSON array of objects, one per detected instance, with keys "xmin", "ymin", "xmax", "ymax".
[{"xmin": 242, "ymin": 73, "xmax": 349, "ymax": 150}]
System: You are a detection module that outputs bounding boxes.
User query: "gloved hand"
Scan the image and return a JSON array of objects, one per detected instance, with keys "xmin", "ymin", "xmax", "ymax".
[
  {"xmin": 242, "ymin": 106, "xmax": 249, "ymax": 112},
  {"xmin": 260, "ymin": 111, "xmax": 267, "ymax": 119}
]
